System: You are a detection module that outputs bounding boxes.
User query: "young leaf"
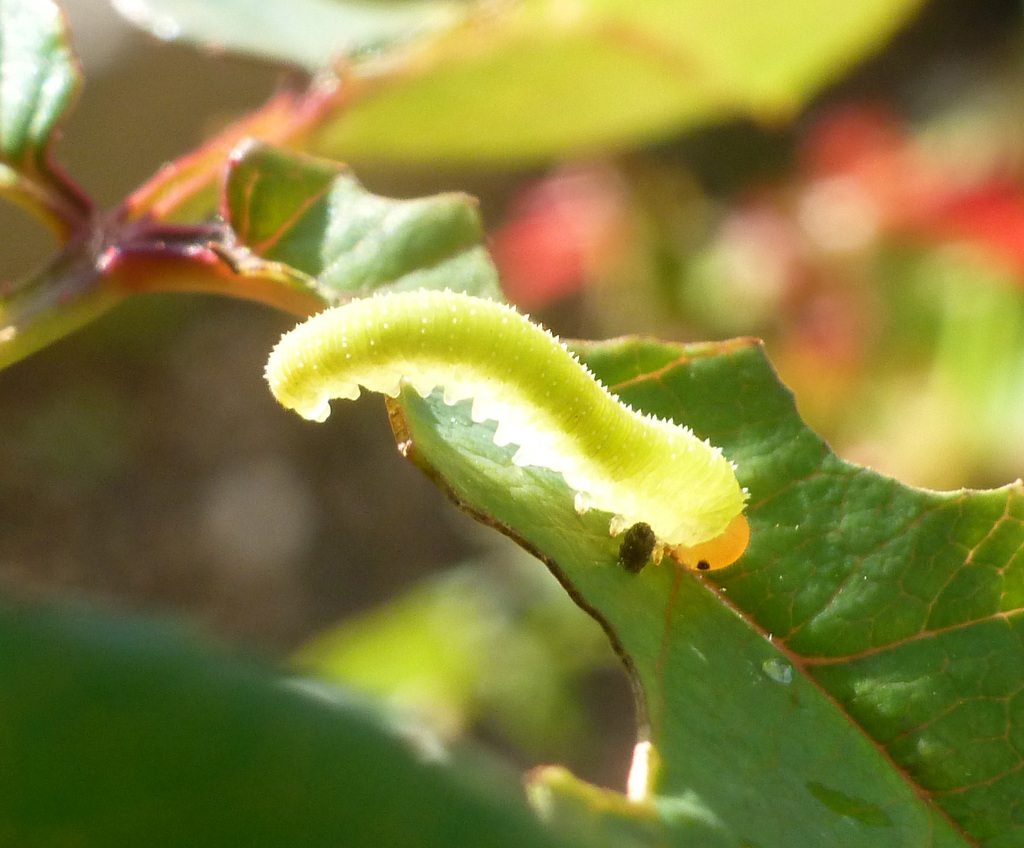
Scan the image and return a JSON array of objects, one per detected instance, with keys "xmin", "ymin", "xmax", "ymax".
[
  {"xmin": 0, "ymin": 597, "xmax": 577, "ymax": 848},
  {"xmin": 224, "ymin": 141, "xmax": 501, "ymax": 301},
  {"xmin": 0, "ymin": 0, "xmax": 91, "ymax": 235},
  {"xmin": 387, "ymin": 335, "xmax": 1020, "ymax": 846}
]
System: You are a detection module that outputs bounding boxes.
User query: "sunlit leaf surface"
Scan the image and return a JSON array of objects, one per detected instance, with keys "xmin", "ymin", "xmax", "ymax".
[
  {"xmin": 113, "ymin": 0, "xmax": 925, "ymax": 164},
  {"xmin": 315, "ymin": 0, "xmax": 925, "ymax": 163}
]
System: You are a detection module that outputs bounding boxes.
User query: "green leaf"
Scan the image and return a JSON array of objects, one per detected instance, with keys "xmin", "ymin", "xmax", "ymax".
[
  {"xmin": 224, "ymin": 141, "xmax": 501, "ymax": 301},
  {"xmin": 309, "ymin": 0, "xmax": 925, "ymax": 163},
  {"xmin": 111, "ymin": 0, "xmax": 467, "ymax": 69},
  {"xmin": 390, "ymin": 336, "xmax": 1020, "ymax": 846},
  {"xmin": 0, "ymin": 597, "xmax": 577, "ymax": 848},
  {"xmin": 0, "ymin": 0, "xmax": 90, "ymax": 233}
]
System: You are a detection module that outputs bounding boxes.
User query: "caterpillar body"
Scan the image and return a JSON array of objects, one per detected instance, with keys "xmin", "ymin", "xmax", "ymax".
[{"xmin": 265, "ymin": 289, "xmax": 748, "ymax": 569}]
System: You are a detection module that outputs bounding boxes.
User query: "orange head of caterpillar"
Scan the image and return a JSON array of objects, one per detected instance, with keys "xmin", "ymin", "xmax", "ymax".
[{"xmin": 666, "ymin": 513, "xmax": 750, "ymax": 572}]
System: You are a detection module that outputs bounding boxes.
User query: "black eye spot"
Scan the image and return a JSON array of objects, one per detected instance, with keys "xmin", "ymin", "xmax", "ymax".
[
  {"xmin": 696, "ymin": 560, "xmax": 711, "ymax": 571},
  {"xmin": 618, "ymin": 522, "xmax": 657, "ymax": 574}
]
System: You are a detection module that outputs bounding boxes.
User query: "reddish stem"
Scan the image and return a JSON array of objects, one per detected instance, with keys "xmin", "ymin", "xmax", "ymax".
[{"xmin": 102, "ymin": 218, "xmax": 326, "ymax": 318}]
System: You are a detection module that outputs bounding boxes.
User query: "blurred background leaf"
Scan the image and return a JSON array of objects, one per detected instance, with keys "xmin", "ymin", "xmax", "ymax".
[
  {"xmin": 294, "ymin": 549, "xmax": 615, "ymax": 757},
  {"xmin": 112, "ymin": 0, "xmax": 926, "ymax": 164},
  {"xmin": 0, "ymin": 596, "xmax": 578, "ymax": 847},
  {"xmin": 314, "ymin": 0, "xmax": 926, "ymax": 163}
]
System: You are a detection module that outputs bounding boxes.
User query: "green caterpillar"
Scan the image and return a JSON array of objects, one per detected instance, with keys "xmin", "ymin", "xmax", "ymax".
[{"xmin": 265, "ymin": 289, "xmax": 749, "ymax": 569}]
